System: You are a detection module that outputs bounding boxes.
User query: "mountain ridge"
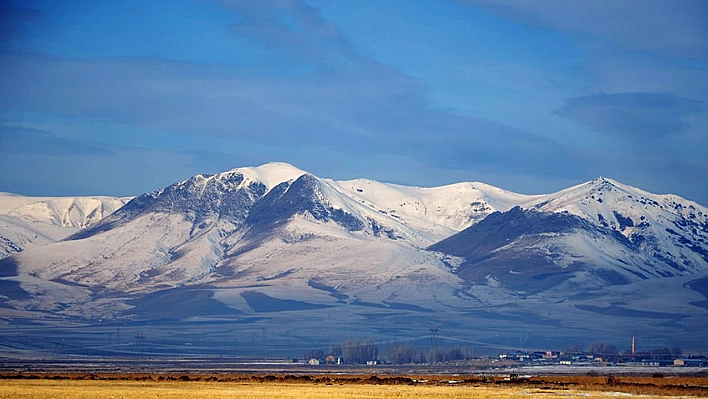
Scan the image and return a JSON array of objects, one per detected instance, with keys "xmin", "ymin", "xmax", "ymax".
[
  {"xmin": 1, "ymin": 162, "xmax": 707, "ymax": 354},
  {"xmin": 0, "ymin": 192, "xmax": 131, "ymax": 258}
]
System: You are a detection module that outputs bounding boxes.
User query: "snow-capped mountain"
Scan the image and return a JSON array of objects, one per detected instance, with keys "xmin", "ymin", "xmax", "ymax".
[
  {"xmin": 0, "ymin": 192, "xmax": 130, "ymax": 258},
  {"xmin": 0, "ymin": 163, "xmax": 522, "ymax": 302},
  {"xmin": 0, "ymin": 163, "xmax": 706, "ymax": 355},
  {"xmin": 533, "ymin": 177, "xmax": 708, "ymax": 275},
  {"xmin": 430, "ymin": 178, "xmax": 708, "ymax": 294}
]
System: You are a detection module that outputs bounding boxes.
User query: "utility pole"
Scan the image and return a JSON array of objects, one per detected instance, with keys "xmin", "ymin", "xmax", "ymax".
[
  {"xmin": 429, "ymin": 326, "xmax": 439, "ymax": 363},
  {"xmin": 135, "ymin": 332, "xmax": 145, "ymax": 361}
]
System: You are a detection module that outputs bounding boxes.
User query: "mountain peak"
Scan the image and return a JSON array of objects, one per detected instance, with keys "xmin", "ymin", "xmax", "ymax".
[
  {"xmin": 3, "ymin": 164, "xmax": 708, "ymax": 354},
  {"xmin": 587, "ymin": 176, "xmax": 623, "ymax": 191},
  {"xmin": 230, "ymin": 162, "xmax": 306, "ymax": 190},
  {"xmin": 539, "ymin": 176, "xmax": 637, "ymax": 206},
  {"xmin": 590, "ymin": 176, "xmax": 614, "ymax": 185}
]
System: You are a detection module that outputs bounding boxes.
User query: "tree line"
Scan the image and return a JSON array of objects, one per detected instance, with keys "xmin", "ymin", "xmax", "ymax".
[
  {"xmin": 304, "ymin": 339, "xmax": 378, "ymax": 364},
  {"xmin": 304, "ymin": 340, "xmax": 474, "ymax": 364},
  {"xmin": 569, "ymin": 342, "xmax": 683, "ymax": 357}
]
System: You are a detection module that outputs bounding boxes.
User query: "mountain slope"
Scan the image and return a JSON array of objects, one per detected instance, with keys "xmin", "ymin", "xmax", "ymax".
[
  {"xmin": 8, "ymin": 164, "xmax": 306, "ymax": 296},
  {"xmin": 430, "ymin": 207, "xmax": 649, "ymax": 294},
  {"xmin": 0, "ymin": 163, "xmax": 529, "ymax": 320},
  {"xmin": 532, "ymin": 177, "xmax": 708, "ymax": 275},
  {"xmin": 0, "ymin": 164, "xmax": 707, "ymax": 354},
  {"xmin": 430, "ymin": 178, "xmax": 708, "ymax": 294},
  {"xmin": 0, "ymin": 192, "xmax": 131, "ymax": 228},
  {"xmin": 0, "ymin": 192, "xmax": 130, "ymax": 258}
]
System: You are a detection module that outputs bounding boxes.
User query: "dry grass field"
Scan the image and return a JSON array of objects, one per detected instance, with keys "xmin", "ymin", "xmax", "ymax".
[
  {"xmin": 0, "ymin": 374, "xmax": 706, "ymax": 399},
  {"xmin": 0, "ymin": 379, "xmax": 695, "ymax": 399}
]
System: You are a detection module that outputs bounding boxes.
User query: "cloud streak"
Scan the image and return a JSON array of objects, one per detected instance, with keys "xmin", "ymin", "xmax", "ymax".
[
  {"xmin": 0, "ymin": 124, "xmax": 112, "ymax": 156},
  {"xmin": 0, "ymin": 51, "xmax": 582, "ymax": 180},
  {"xmin": 0, "ymin": 0, "xmax": 706, "ymax": 204},
  {"xmin": 462, "ymin": 0, "xmax": 708, "ymax": 59},
  {"xmin": 556, "ymin": 93, "xmax": 704, "ymax": 142}
]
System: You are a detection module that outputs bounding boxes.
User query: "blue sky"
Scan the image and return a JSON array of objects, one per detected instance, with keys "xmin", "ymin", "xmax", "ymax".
[{"xmin": 1, "ymin": 0, "xmax": 707, "ymax": 205}]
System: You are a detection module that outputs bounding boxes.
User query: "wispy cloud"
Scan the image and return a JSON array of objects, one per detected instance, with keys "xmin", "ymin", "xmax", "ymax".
[
  {"xmin": 0, "ymin": 35, "xmax": 580, "ymax": 185},
  {"xmin": 222, "ymin": 0, "xmax": 358, "ymax": 69},
  {"xmin": 0, "ymin": 0, "xmax": 706, "ymax": 204},
  {"xmin": 556, "ymin": 93, "xmax": 704, "ymax": 142},
  {"xmin": 461, "ymin": 0, "xmax": 708, "ymax": 59},
  {"xmin": 0, "ymin": 124, "xmax": 113, "ymax": 156}
]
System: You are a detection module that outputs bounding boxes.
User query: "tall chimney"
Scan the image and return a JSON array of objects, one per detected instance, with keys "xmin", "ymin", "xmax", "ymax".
[{"xmin": 631, "ymin": 336, "xmax": 635, "ymax": 355}]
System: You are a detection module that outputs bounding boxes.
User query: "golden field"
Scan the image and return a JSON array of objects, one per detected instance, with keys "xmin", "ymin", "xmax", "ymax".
[
  {"xmin": 0, "ymin": 379, "xmax": 679, "ymax": 399},
  {"xmin": 1, "ymin": 376, "xmax": 706, "ymax": 399}
]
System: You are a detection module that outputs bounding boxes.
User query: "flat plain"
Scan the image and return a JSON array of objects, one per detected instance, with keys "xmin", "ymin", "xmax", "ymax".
[
  {"xmin": 0, "ymin": 380, "xmax": 685, "ymax": 399},
  {"xmin": 1, "ymin": 374, "xmax": 707, "ymax": 399}
]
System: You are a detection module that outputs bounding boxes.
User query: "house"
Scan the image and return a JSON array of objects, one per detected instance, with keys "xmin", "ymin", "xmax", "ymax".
[
  {"xmin": 674, "ymin": 358, "xmax": 708, "ymax": 367},
  {"xmin": 308, "ymin": 358, "xmax": 320, "ymax": 366}
]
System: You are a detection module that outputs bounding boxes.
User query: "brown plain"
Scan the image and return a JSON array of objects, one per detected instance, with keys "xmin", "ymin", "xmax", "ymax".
[{"xmin": 0, "ymin": 374, "xmax": 706, "ymax": 399}]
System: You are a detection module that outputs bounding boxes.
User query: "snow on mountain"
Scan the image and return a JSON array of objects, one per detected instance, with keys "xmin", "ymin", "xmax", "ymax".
[
  {"xmin": 0, "ymin": 214, "xmax": 59, "ymax": 258},
  {"xmin": 0, "ymin": 192, "xmax": 130, "ymax": 258},
  {"xmin": 430, "ymin": 207, "xmax": 652, "ymax": 293},
  {"xmin": 430, "ymin": 177, "xmax": 708, "ymax": 295},
  {"xmin": 323, "ymin": 178, "xmax": 539, "ymax": 245},
  {"xmin": 0, "ymin": 192, "xmax": 131, "ymax": 228},
  {"xmin": 18, "ymin": 166, "xmax": 289, "ymax": 296},
  {"xmin": 0, "ymin": 163, "xmax": 528, "ymax": 318},
  {"xmin": 236, "ymin": 161, "xmax": 307, "ymax": 190},
  {"xmin": 1, "ymin": 164, "xmax": 707, "ymax": 353},
  {"xmin": 208, "ymin": 174, "xmax": 476, "ymax": 315},
  {"xmin": 531, "ymin": 177, "xmax": 708, "ymax": 275},
  {"xmin": 210, "ymin": 213, "xmax": 466, "ymax": 316}
]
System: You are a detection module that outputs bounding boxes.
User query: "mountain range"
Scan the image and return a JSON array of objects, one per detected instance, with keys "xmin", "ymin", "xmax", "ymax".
[
  {"xmin": 1, "ymin": 162, "xmax": 706, "ymax": 357},
  {"xmin": 0, "ymin": 192, "xmax": 130, "ymax": 258}
]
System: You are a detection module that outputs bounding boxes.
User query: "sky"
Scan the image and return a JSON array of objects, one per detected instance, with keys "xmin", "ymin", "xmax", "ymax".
[{"xmin": 1, "ymin": 0, "xmax": 707, "ymax": 205}]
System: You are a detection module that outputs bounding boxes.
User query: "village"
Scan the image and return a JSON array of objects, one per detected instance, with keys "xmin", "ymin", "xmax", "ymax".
[
  {"xmin": 302, "ymin": 349, "xmax": 708, "ymax": 369},
  {"xmin": 300, "ymin": 338, "xmax": 707, "ymax": 369},
  {"xmin": 496, "ymin": 350, "xmax": 708, "ymax": 368}
]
